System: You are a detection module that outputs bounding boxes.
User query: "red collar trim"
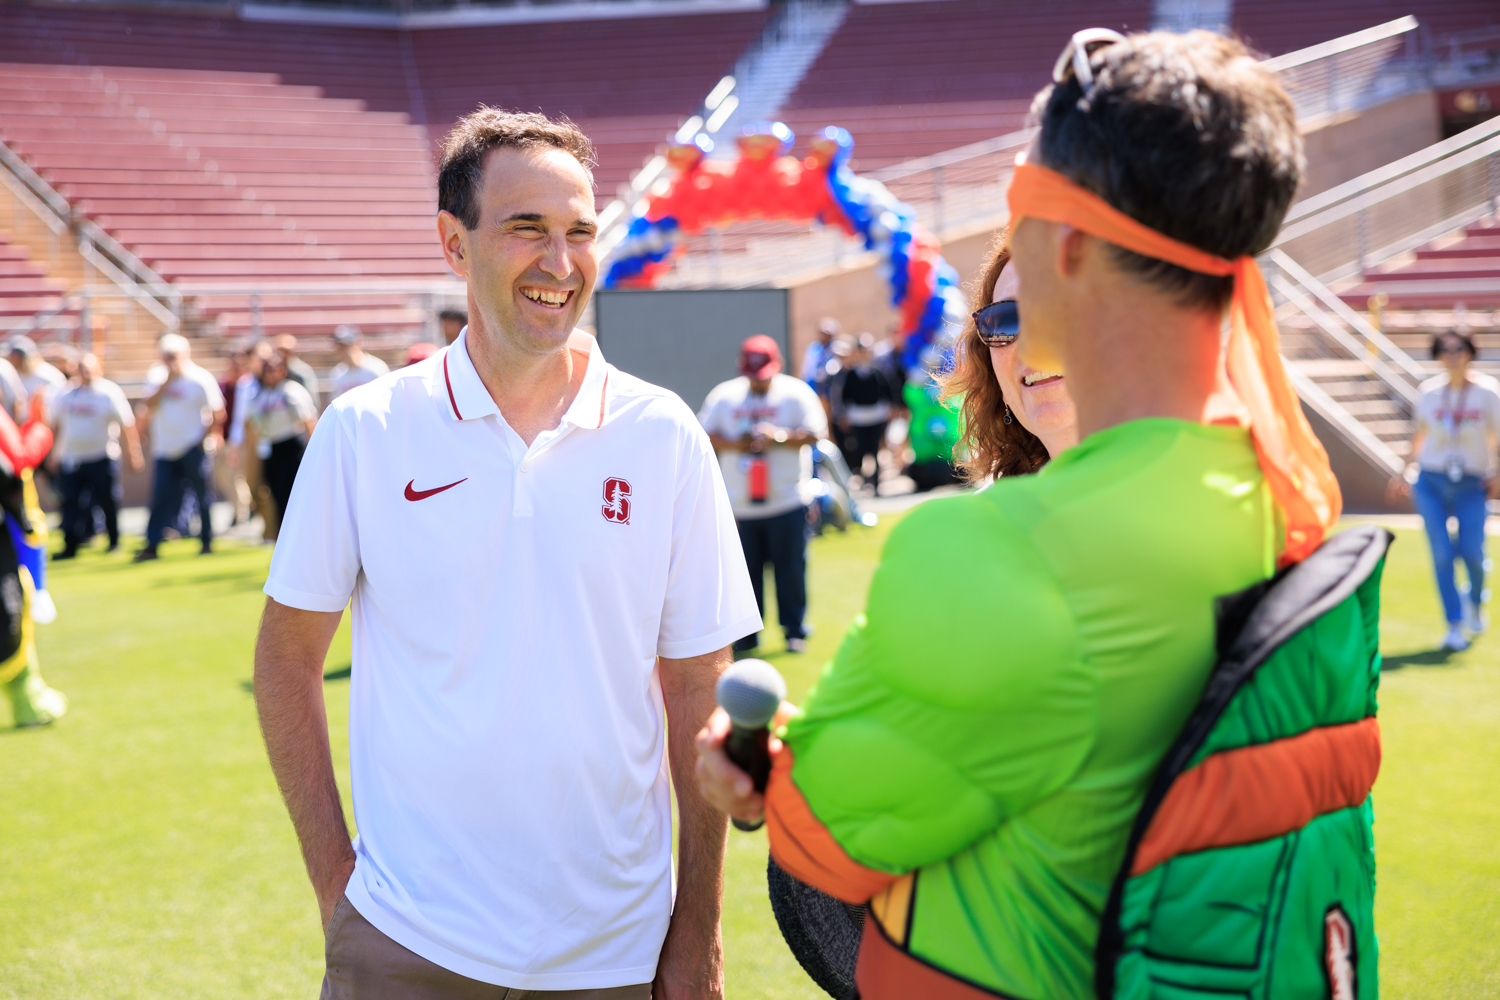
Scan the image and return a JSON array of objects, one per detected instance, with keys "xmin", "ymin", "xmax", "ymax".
[{"xmin": 442, "ymin": 350, "xmax": 463, "ymax": 421}]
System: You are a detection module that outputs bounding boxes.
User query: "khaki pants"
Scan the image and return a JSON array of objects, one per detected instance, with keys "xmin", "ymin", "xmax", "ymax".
[{"xmin": 321, "ymin": 897, "xmax": 653, "ymax": 1000}]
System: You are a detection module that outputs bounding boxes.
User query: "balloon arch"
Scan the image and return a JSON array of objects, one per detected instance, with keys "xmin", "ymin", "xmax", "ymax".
[{"xmin": 603, "ymin": 123, "xmax": 968, "ymax": 379}]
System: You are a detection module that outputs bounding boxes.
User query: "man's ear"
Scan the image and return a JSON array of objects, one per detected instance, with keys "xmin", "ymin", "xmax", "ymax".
[
  {"xmin": 437, "ymin": 210, "xmax": 469, "ymax": 277},
  {"xmin": 1056, "ymin": 225, "xmax": 1090, "ymax": 278}
]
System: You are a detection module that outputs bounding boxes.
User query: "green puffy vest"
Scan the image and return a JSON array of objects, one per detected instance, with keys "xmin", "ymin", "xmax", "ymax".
[{"xmin": 1096, "ymin": 524, "xmax": 1390, "ymax": 1000}]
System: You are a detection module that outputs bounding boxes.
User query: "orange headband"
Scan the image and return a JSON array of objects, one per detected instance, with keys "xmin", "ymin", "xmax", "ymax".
[{"xmin": 1007, "ymin": 161, "xmax": 1340, "ymax": 565}]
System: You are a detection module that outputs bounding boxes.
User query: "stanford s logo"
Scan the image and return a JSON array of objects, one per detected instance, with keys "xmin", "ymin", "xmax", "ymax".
[
  {"xmin": 602, "ymin": 477, "xmax": 632, "ymax": 524},
  {"xmin": 1323, "ymin": 904, "xmax": 1357, "ymax": 1000}
]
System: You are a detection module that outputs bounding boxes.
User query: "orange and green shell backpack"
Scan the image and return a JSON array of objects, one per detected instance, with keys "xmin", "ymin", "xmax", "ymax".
[{"xmin": 1095, "ymin": 523, "xmax": 1390, "ymax": 1000}]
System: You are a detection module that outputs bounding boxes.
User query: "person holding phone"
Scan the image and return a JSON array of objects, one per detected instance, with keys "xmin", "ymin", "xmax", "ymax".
[{"xmin": 700, "ymin": 336, "xmax": 827, "ymax": 654}]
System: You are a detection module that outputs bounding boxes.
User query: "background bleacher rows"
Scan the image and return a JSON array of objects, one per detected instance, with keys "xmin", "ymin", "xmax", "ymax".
[{"xmin": 0, "ymin": 0, "xmax": 1496, "ymax": 387}]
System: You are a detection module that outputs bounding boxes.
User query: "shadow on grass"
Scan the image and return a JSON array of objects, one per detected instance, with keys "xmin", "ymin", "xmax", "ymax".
[
  {"xmin": 0, "ymin": 721, "xmax": 57, "ymax": 737},
  {"xmin": 1381, "ymin": 648, "xmax": 1460, "ymax": 671},
  {"xmin": 239, "ymin": 663, "xmax": 351, "ymax": 693},
  {"xmin": 151, "ymin": 569, "xmax": 267, "ymax": 589}
]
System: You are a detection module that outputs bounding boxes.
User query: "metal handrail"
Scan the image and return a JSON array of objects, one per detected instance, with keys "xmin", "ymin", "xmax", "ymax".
[
  {"xmin": 0, "ymin": 163, "xmax": 67, "ymax": 238},
  {"xmin": 76, "ymin": 236, "xmax": 180, "ymax": 330},
  {"xmin": 1281, "ymin": 116, "xmax": 1500, "ymax": 229},
  {"xmin": 1267, "ymin": 249, "xmax": 1428, "ymax": 388},
  {"xmin": 1269, "ymin": 272, "xmax": 1419, "ymax": 407},
  {"xmin": 1276, "ymin": 132, "xmax": 1500, "ymax": 249},
  {"xmin": 171, "ymin": 280, "xmax": 465, "ymax": 296},
  {"xmin": 864, "ymin": 128, "xmax": 1035, "ymax": 185},
  {"xmin": 0, "ymin": 137, "xmax": 183, "ymax": 319},
  {"xmin": 1261, "ymin": 15, "xmax": 1419, "ymax": 73},
  {"xmin": 1285, "ymin": 366, "xmax": 1405, "ymax": 474}
]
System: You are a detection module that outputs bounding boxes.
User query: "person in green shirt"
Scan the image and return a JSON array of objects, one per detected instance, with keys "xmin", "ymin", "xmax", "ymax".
[{"xmin": 697, "ymin": 28, "xmax": 1339, "ymax": 1000}]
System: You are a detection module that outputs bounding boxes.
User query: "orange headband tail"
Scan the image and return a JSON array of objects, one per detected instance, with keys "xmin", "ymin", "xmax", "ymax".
[{"xmin": 1008, "ymin": 162, "xmax": 1340, "ymax": 565}]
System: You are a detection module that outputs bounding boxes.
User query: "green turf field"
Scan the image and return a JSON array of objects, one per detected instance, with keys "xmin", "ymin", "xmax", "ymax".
[{"xmin": 3, "ymin": 518, "xmax": 1497, "ymax": 998}]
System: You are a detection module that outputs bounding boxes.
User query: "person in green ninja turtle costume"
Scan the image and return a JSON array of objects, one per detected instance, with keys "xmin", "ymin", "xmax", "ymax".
[{"xmin": 698, "ymin": 28, "xmax": 1378, "ymax": 1000}]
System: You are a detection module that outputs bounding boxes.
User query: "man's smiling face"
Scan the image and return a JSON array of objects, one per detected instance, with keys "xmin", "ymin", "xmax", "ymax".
[{"xmin": 452, "ymin": 145, "xmax": 598, "ymax": 355}]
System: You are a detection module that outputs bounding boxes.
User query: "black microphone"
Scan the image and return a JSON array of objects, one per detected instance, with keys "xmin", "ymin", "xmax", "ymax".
[{"xmin": 715, "ymin": 658, "xmax": 787, "ymax": 832}]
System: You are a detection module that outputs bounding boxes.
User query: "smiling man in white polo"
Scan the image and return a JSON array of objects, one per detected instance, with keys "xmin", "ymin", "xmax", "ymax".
[{"xmin": 254, "ymin": 109, "xmax": 760, "ymax": 1000}]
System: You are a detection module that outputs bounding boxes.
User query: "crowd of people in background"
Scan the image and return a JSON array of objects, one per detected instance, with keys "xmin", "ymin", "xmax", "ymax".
[
  {"xmin": 797, "ymin": 316, "xmax": 917, "ymax": 497},
  {"xmin": 5, "ymin": 310, "xmax": 467, "ymax": 563},
  {"xmin": 20, "ymin": 303, "xmax": 931, "ymax": 573}
]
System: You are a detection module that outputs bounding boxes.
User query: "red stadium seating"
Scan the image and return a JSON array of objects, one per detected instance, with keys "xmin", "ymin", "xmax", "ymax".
[
  {"xmin": 3, "ymin": 0, "xmax": 1496, "ymax": 362},
  {"xmin": 0, "ymin": 5, "xmax": 769, "ymax": 197},
  {"xmin": 1231, "ymin": 0, "xmax": 1496, "ymax": 58},
  {"xmin": 0, "ymin": 61, "xmax": 449, "ymax": 348},
  {"xmin": 1341, "ymin": 220, "xmax": 1500, "ymax": 310}
]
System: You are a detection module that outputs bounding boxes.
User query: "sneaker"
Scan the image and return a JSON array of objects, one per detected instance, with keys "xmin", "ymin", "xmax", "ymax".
[
  {"xmin": 52, "ymin": 549, "xmax": 77, "ymax": 561},
  {"xmin": 1442, "ymin": 625, "xmax": 1470, "ymax": 652},
  {"xmin": 132, "ymin": 547, "xmax": 159, "ymax": 563},
  {"xmin": 199, "ymin": 543, "xmax": 213, "ymax": 556},
  {"xmin": 1462, "ymin": 591, "xmax": 1488, "ymax": 635},
  {"xmin": 786, "ymin": 637, "xmax": 807, "ymax": 654}
]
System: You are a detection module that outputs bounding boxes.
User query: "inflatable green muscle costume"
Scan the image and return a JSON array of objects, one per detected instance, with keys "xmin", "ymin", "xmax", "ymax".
[{"xmin": 761, "ymin": 28, "xmax": 1380, "ymax": 1000}]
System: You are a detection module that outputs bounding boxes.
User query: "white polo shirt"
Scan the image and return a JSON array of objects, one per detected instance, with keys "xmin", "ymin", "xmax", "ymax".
[
  {"xmin": 53, "ymin": 377, "xmax": 135, "ymax": 465},
  {"xmin": 264, "ymin": 330, "xmax": 759, "ymax": 990},
  {"xmin": 143, "ymin": 361, "xmax": 225, "ymax": 459},
  {"xmin": 330, "ymin": 353, "xmax": 391, "ymax": 400}
]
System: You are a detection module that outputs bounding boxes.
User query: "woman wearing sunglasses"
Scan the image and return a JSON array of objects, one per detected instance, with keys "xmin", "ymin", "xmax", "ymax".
[
  {"xmin": 941, "ymin": 233, "xmax": 1077, "ymax": 476},
  {"xmin": 1390, "ymin": 330, "xmax": 1500, "ymax": 651}
]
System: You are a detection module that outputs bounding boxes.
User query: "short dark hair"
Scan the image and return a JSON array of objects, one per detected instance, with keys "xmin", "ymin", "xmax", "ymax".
[
  {"xmin": 1432, "ymin": 330, "xmax": 1478, "ymax": 359},
  {"xmin": 438, "ymin": 107, "xmax": 597, "ymax": 230},
  {"xmin": 438, "ymin": 309, "xmax": 467, "ymax": 323},
  {"xmin": 1033, "ymin": 31, "xmax": 1303, "ymax": 310}
]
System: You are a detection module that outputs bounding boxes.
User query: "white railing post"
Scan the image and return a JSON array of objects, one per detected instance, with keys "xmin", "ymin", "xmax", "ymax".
[
  {"xmin": 250, "ymin": 292, "xmax": 264, "ymax": 341},
  {"xmin": 78, "ymin": 289, "xmax": 91, "ymax": 349},
  {"xmin": 1489, "ymin": 151, "xmax": 1499, "ymax": 217},
  {"xmin": 933, "ymin": 164, "xmax": 946, "ymax": 236}
]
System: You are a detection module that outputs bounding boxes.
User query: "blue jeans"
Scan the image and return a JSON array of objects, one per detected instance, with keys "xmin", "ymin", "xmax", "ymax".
[
  {"xmin": 1412, "ymin": 470, "xmax": 1489, "ymax": 624},
  {"xmin": 145, "ymin": 443, "xmax": 212, "ymax": 549},
  {"xmin": 735, "ymin": 505, "xmax": 809, "ymax": 650}
]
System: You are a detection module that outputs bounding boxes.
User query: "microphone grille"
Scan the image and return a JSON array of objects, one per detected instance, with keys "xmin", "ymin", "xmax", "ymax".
[{"xmin": 716, "ymin": 658, "xmax": 787, "ymax": 729}]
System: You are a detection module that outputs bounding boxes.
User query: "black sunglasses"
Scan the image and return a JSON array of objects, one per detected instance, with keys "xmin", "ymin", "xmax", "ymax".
[{"xmin": 971, "ymin": 299, "xmax": 1020, "ymax": 347}]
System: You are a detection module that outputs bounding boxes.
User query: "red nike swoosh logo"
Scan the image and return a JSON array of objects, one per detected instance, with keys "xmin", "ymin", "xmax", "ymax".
[{"xmin": 404, "ymin": 478, "xmax": 467, "ymax": 501}]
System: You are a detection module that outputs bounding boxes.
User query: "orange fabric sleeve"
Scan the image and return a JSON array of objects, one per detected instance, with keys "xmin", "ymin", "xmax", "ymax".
[
  {"xmin": 1132, "ymin": 717, "xmax": 1381, "ymax": 875},
  {"xmin": 1006, "ymin": 161, "xmax": 1341, "ymax": 565},
  {"xmin": 765, "ymin": 746, "xmax": 901, "ymax": 904}
]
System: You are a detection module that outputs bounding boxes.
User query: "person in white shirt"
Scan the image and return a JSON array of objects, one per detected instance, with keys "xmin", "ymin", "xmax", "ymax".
[
  {"xmin": 136, "ymin": 333, "xmax": 226, "ymax": 561},
  {"xmin": 0, "ymin": 356, "xmax": 28, "ymax": 423},
  {"xmin": 8, "ymin": 336, "xmax": 66, "ymax": 405},
  {"xmin": 49, "ymin": 353, "xmax": 144, "ymax": 557},
  {"xmin": 699, "ymin": 335, "xmax": 829, "ymax": 654},
  {"xmin": 244, "ymin": 351, "xmax": 317, "ymax": 528},
  {"xmin": 1392, "ymin": 330, "xmax": 1500, "ymax": 651},
  {"xmin": 255, "ymin": 108, "xmax": 759, "ymax": 1000},
  {"xmin": 328, "ymin": 325, "xmax": 389, "ymax": 400}
]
